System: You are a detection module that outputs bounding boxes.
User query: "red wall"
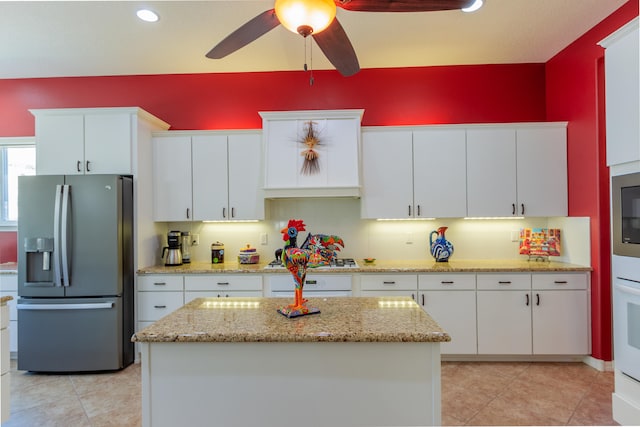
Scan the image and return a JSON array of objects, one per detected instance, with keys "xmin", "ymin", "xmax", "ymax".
[
  {"xmin": 0, "ymin": 63, "xmax": 546, "ymax": 136},
  {"xmin": 546, "ymin": 0, "xmax": 638, "ymax": 361},
  {"xmin": 0, "ymin": 232, "xmax": 17, "ymax": 263}
]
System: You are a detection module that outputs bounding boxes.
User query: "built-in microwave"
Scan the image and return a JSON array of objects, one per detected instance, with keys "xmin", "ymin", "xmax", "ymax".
[{"xmin": 612, "ymin": 172, "xmax": 640, "ymax": 258}]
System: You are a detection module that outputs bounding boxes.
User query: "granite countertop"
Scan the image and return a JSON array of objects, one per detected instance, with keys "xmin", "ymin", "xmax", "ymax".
[
  {"xmin": 137, "ymin": 259, "xmax": 591, "ymax": 275},
  {"xmin": 1, "ymin": 295, "xmax": 13, "ymax": 304},
  {"xmin": 132, "ymin": 296, "xmax": 451, "ymax": 344}
]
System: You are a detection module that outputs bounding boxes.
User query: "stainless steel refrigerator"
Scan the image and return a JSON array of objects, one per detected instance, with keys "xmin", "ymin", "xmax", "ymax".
[{"xmin": 17, "ymin": 174, "xmax": 134, "ymax": 372}]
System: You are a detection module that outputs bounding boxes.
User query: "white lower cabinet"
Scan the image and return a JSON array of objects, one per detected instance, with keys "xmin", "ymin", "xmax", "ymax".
[
  {"xmin": 531, "ymin": 273, "xmax": 590, "ymax": 355},
  {"xmin": 0, "ymin": 275, "xmax": 17, "ymax": 354},
  {"xmin": 418, "ymin": 274, "xmax": 477, "ymax": 355},
  {"xmin": 137, "ymin": 275, "xmax": 184, "ymax": 333},
  {"xmin": 359, "ymin": 274, "xmax": 418, "ymax": 300},
  {"xmin": 184, "ymin": 275, "xmax": 263, "ymax": 302},
  {"xmin": 477, "ymin": 272, "xmax": 590, "ymax": 355}
]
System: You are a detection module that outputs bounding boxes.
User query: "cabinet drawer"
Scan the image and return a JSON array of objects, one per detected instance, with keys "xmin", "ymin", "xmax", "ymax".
[
  {"xmin": 0, "ymin": 275, "xmax": 17, "ymax": 292},
  {"xmin": 532, "ymin": 273, "xmax": 588, "ymax": 290},
  {"xmin": 185, "ymin": 291, "xmax": 263, "ymax": 304},
  {"xmin": 360, "ymin": 275, "xmax": 417, "ymax": 291},
  {"xmin": 184, "ymin": 275, "xmax": 262, "ymax": 291},
  {"xmin": 476, "ymin": 273, "xmax": 531, "ymax": 290},
  {"xmin": 138, "ymin": 292, "xmax": 183, "ymax": 321},
  {"xmin": 138, "ymin": 275, "xmax": 183, "ymax": 291},
  {"xmin": 419, "ymin": 274, "xmax": 476, "ymax": 290}
]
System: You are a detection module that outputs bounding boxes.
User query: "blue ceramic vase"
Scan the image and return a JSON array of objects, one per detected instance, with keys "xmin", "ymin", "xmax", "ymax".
[{"xmin": 429, "ymin": 226, "xmax": 454, "ymax": 262}]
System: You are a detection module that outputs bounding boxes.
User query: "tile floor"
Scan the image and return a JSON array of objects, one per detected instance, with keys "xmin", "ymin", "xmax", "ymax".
[{"xmin": 3, "ymin": 360, "xmax": 617, "ymax": 426}]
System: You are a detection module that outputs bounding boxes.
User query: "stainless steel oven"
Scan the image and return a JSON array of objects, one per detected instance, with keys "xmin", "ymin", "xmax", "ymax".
[{"xmin": 612, "ymin": 172, "xmax": 640, "ymax": 257}]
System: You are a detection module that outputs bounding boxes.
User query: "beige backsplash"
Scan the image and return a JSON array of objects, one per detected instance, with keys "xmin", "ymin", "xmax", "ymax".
[{"xmin": 160, "ymin": 198, "xmax": 590, "ymax": 267}]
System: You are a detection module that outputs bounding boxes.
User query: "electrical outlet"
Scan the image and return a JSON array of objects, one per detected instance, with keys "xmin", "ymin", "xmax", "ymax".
[
  {"xmin": 260, "ymin": 233, "xmax": 268, "ymax": 245},
  {"xmin": 406, "ymin": 233, "xmax": 413, "ymax": 244},
  {"xmin": 510, "ymin": 230, "xmax": 519, "ymax": 242},
  {"xmin": 192, "ymin": 234, "xmax": 200, "ymax": 246}
]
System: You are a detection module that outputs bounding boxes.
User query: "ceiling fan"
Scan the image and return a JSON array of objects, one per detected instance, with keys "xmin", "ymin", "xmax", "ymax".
[{"xmin": 206, "ymin": 0, "xmax": 479, "ymax": 77}]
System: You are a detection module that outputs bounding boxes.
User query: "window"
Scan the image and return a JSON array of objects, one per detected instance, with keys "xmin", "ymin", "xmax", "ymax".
[{"xmin": 0, "ymin": 138, "xmax": 36, "ymax": 226}]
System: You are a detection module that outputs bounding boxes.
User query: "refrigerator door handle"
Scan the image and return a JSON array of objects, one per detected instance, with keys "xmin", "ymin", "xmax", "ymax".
[
  {"xmin": 17, "ymin": 302, "xmax": 114, "ymax": 310},
  {"xmin": 61, "ymin": 184, "xmax": 71, "ymax": 287},
  {"xmin": 53, "ymin": 184, "xmax": 63, "ymax": 287}
]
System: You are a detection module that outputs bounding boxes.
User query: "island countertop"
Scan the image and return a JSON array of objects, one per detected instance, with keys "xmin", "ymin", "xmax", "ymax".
[
  {"xmin": 132, "ymin": 296, "xmax": 451, "ymax": 344},
  {"xmin": 137, "ymin": 259, "xmax": 591, "ymax": 274}
]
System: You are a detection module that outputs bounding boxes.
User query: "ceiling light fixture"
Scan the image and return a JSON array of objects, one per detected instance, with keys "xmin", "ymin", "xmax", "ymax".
[
  {"xmin": 462, "ymin": 0, "xmax": 484, "ymax": 13},
  {"xmin": 136, "ymin": 9, "xmax": 159, "ymax": 23},
  {"xmin": 274, "ymin": 0, "xmax": 336, "ymax": 37}
]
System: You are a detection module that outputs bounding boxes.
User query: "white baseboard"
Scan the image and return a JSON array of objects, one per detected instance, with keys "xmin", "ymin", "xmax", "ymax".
[{"xmin": 582, "ymin": 355, "xmax": 614, "ymax": 371}]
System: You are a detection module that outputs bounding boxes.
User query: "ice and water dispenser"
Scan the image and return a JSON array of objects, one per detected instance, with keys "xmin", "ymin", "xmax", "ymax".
[{"xmin": 24, "ymin": 237, "xmax": 54, "ymax": 284}]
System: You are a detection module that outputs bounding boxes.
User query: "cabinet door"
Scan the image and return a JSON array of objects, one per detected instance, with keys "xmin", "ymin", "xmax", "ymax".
[
  {"xmin": 192, "ymin": 134, "xmax": 228, "ymax": 221},
  {"xmin": 477, "ymin": 290, "xmax": 532, "ymax": 354},
  {"xmin": 361, "ymin": 130, "xmax": 414, "ymax": 219},
  {"xmin": 228, "ymin": 133, "xmax": 264, "ymax": 220},
  {"xmin": 532, "ymin": 290, "xmax": 589, "ymax": 355},
  {"xmin": 420, "ymin": 290, "xmax": 477, "ymax": 354},
  {"xmin": 153, "ymin": 136, "xmax": 193, "ymax": 221},
  {"xmin": 84, "ymin": 113, "xmax": 132, "ymax": 175},
  {"xmin": 35, "ymin": 113, "xmax": 84, "ymax": 175},
  {"xmin": 516, "ymin": 126, "xmax": 567, "ymax": 217},
  {"xmin": 604, "ymin": 24, "xmax": 640, "ymax": 166},
  {"xmin": 466, "ymin": 127, "xmax": 517, "ymax": 217},
  {"xmin": 413, "ymin": 129, "xmax": 467, "ymax": 218}
]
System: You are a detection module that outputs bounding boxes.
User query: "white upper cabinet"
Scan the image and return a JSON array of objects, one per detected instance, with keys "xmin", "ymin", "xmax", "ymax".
[
  {"xmin": 32, "ymin": 108, "xmax": 169, "ymax": 175},
  {"xmin": 361, "ymin": 129, "xmax": 414, "ymax": 219},
  {"xmin": 361, "ymin": 127, "xmax": 467, "ymax": 219},
  {"xmin": 515, "ymin": 125, "xmax": 567, "ymax": 217},
  {"xmin": 467, "ymin": 123, "xmax": 567, "ymax": 217},
  {"xmin": 466, "ymin": 127, "xmax": 518, "ymax": 217},
  {"xmin": 413, "ymin": 128, "xmax": 467, "ymax": 218},
  {"xmin": 153, "ymin": 135, "xmax": 193, "ymax": 221},
  {"xmin": 260, "ymin": 110, "xmax": 364, "ymax": 198},
  {"xmin": 153, "ymin": 131, "xmax": 263, "ymax": 222},
  {"xmin": 599, "ymin": 18, "xmax": 639, "ymax": 166}
]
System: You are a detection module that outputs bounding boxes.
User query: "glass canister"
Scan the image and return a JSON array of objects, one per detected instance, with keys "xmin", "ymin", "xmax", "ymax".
[
  {"xmin": 181, "ymin": 231, "xmax": 191, "ymax": 264},
  {"xmin": 211, "ymin": 242, "xmax": 224, "ymax": 264}
]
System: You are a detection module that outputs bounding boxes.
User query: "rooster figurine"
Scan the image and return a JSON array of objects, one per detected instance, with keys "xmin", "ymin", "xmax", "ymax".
[{"xmin": 276, "ymin": 219, "xmax": 344, "ymax": 318}]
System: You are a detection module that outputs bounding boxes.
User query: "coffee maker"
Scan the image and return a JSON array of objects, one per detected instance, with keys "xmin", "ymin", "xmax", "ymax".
[{"xmin": 162, "ymin": 231, "xmax": 183, "ymax": 266}]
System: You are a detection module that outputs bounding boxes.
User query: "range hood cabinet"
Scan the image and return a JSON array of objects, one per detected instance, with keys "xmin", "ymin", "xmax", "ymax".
[{"xmin": 260, "ymin": 110, "xmax": 364, "ymax": 198}]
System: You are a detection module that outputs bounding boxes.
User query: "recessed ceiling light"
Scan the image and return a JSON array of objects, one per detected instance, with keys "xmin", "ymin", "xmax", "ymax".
[
  {"xmin": 136, "ymin": 9, "xmax": 159, "ymax": 22},
  {"xmin": 462, "ymin": 0, "xmax": 484, "ymax": 13}
]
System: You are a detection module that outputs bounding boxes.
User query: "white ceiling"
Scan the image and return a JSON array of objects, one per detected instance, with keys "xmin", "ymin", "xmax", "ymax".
[{"xmin": 0, "ymin": 0, "xmax": 629, "ymax": 79}]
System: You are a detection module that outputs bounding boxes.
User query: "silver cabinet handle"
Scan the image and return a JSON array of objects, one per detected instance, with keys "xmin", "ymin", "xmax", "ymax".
[
  {"xmin": 498, "ymin": 281, "xmax": 512, "ymax": 284},
  {"xmin": 86, "ymin": 160, "xmax": 91, "ymax": 172},
  {"xmin": 153, "ymin": 282, "xmax": 166, "ymax": 286},
  {"xmin": 154, "ymin": 305, "xmax": 167, "ymax": 309},
  {"xmin": 417, "ymin": 205, "xmax": 421, "ymax": 217},
  {"xmin": 408, "ymin": 205, "xmax": 411, "ymax": 216},
  {"xmin": 525, "ymin": 294, "xmax": 530, "ymax": 306},
  {"xmin": 231, "ymin": 207, "xmax": 235, "ymax": 218},
  {"xmin": 441, "ymin": 281, "xmax": 454, "ymax": 285},
  {"xmin": 186, "ymin": 208, "xmax": 190, "ymax": 219},
  {"xmin": 223, "ymin": 207, "xmax": 226, "ymax": 218},
  {"xmin": 383, "ymin": 281, "xmax": 396, "ymax": 285},
  {"xmin": 77, "ymin": 160, "xmax": 82, "ymax": 172},
  {"xmin": 217, "ymin": 282, "xmax": 230, "ymax": 286},
  {"xmin": 536, "ymin": 293, "xmax": 540, "ymax": 306},
  {"xmin": 521, "ymin": 203, "xmax": 525, "ymax": 215},
  {"xmin": 512, "ymin": 203, "xmax": 516, "ymax": 215},
  {"xmin": 305, "ymin": 280, "xmax": 317, "ymax": 285},
  {"xmin": 421, "ymin": 294, "xmax": 425, "ymax": 306},
  {"xmin": 554, "ymin": 281, "xmax": 568, "ymax": 284}
]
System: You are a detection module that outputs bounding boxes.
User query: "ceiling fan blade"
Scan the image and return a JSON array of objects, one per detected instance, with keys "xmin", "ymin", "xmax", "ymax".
[
  {"xmin": 206, "ymin": 9, "xmax": 280, "ymax": 59},
  {"xmin": 335, "ymin": 0, "xmax": 475, "ymax": 12},
  {"xmin": 312, "ymin": 18, "xmax": 360, "ymax": 77}
]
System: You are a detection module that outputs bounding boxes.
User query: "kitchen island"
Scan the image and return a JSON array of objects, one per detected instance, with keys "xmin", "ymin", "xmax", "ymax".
[{"xmin": 132, "ymin": 296, "xmax": 450, "ymax": 427}]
